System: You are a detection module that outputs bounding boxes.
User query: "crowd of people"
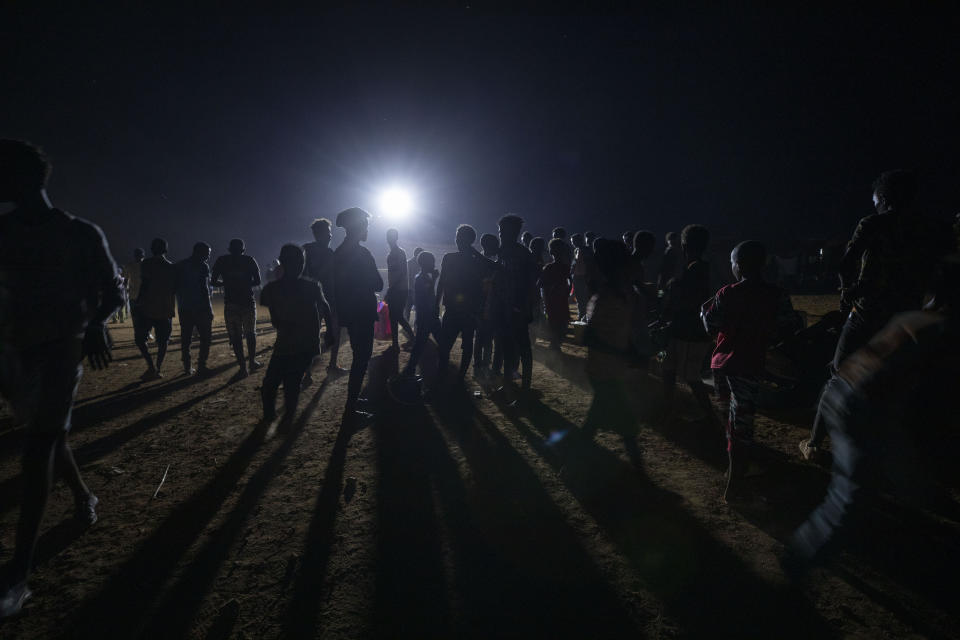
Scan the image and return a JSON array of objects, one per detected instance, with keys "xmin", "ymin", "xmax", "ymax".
[{"xmin": 0, "ymin": 139, "xmax": 957, "ymax": 619}]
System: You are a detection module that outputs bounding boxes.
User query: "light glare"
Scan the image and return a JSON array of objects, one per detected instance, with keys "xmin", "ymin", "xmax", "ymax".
[{"xmin": 378, "ymin": 187, "xmax": 414, "ymax": 220}]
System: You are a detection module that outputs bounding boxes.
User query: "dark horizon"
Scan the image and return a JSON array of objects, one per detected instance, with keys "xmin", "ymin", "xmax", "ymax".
[{"xmin": 3, "ymin": 4, "xmax": 959, "ymax": 264}]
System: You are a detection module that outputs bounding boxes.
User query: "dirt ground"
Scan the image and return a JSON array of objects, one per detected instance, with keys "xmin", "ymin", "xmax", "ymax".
[{"xmin": 1, "ymin": 295, "xmax": 958, "ymax": 639}]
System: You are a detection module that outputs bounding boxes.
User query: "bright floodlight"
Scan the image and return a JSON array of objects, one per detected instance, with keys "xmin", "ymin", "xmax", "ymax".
[{"xmin": 378, "ymin": 187, "xmax": 414, "ymax": 220}]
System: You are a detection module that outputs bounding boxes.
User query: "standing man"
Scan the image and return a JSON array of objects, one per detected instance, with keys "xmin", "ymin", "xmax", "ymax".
[
  {"xmin": 136, "ymin": 238, "xmax": 177, "ymax": 380},
  {"xmin": 436, "ymin": 224, "xmax": 484, "ymax": 384},
  {"xmin": 333, "ymin": 207, "xmax": 383, "ymax": 423},
  {"xmin": 304, "ymin": 218, "xmax": 345, "ymax": 374},
  {"xmin": 0, "ymin": 140, "xmax": 123, "ymax": 617},
  {"xmin": 176, "ymin": 242, "xmax": 214, "ymax": 376},
  {"xmin": 492, "ymin": 214, "xmax": 540, "ymax": 401},
  {"xmin": 384, "ymin": 228, "xmax": 415, "ymax": 350},
  {"xmin": 212, "ymin": 238, "xmax": 262, "ymax": 380}
]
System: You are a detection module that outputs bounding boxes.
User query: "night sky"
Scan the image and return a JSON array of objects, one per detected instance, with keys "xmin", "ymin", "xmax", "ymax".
[{"xmin": 3, "ymin": 3, "xmax": 959, "ymax": 265}]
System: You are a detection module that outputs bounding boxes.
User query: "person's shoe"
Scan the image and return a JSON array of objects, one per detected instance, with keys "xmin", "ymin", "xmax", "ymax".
[
  {"xmin": 0, "ymin": 581, "xmax": 32, "ymax": 619},
  {"xmin": 326, "ymin": 364, "xmax": 348, "ymax": 376},
  {"xmin": 141, "ymin": 367, "xmax": 161, "ymax": 381},
  {"xmin": 301, "ymin": 374, "xmax": 314, "ymax": 391},
  {"xmin": 76, "ymin": 493, "xmax": 99, "ymax": 526},
  {"xmin": 183, "ymin": 365, "xmax": 196, "ymax": 376},
  {"xmin": 342, "ymin": 408, "xmax": 374, "ymax": 427},
  {"xmin": 248, "ymin": 359, "xmax": 263, "ymax": 371},
  {"xmin": 799, "ymin": 439, "xmax": 819, "ymax": 461},
  {"xmin": 196, "ymin": 364, "xmax": 212, "ymax": 377}
]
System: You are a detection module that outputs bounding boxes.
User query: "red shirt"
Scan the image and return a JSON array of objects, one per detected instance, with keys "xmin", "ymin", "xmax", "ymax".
[{"xmin": 704, "ymin": 279, "xmax": 789, "ymax": 375}]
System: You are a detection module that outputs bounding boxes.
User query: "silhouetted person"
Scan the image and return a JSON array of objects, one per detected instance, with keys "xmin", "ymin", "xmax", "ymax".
[
  {"xmin": 333, "ymin": 207, "xmax": 382, "ymax": 422},
  {"xmin": 492, "ymin": 214, "xmax": 540, "ymax": 401},
  {"xmin": 473, "ymin": 233, "xmax": 501, "ymax": 377},
  {"xmin": 211, "ymin": 238, "xmax": 262, "ymax": 379},
  {"xmin": 552, "ymin": 226, "xmax": 567, "ymax": 241},
  {"xmin": 801, "ymin": 171, "xmax": 950, "ymax": 459},
  {"xmin": 571, "ymin": 233, "xmax": 591, "ymax": 320},
  {"xmin": 123, "ymin": 247, "xmax": 145, "ymax": 329},
  {"xmin": 436, "ymin": 225, "xmax": 484, "ymax": 383},
  {"xmin": 0, "ymin": 140, "xmax": 122, "ymax": 618},
  {"xmin": 520, "ymin": 230, "xmax": 533, "ymax": 249},
  {"xmin": 785, "ymin": 256, "xmax": 960, "ymax": 577},
  {"xmin": 657, "ymin": 231, "xmax": 681, "ymax": 291},
  {"xmin": 403, "ymin": 246, "xmax": 423, "ymax": 324},
  {"xmin": 622, "ymin": 230, "xmax": 635, "ymax": 247},
  {"xmin": 702, "ymin": 241, "xmax": 801, "ymax": 499},
  {"xmin": 661, "ymin": 224, "xmax": 713, "ymax": 419},
  {"xmin": 176, "ymin": 242, "xmax": 214, "ymax": 376},
  {"xmin": 539, "ymin": 238, "xmax": 572, "ymax": 351},
  {"xmin": 529, "ymin": 236, "xmax": 547, "ymax": 268},
  {"xmin": 582, "ymin": 239, "xmax": 643, "ymax": 447},
  {"xmin": 260, "ymin": 244, "xmax": 333, "ymax": 424},
  {"xmin": 584, "ymin": 230, "xmax": 601, "ymax": 294},
  {"xmin": 136, "ymin": 237, "xmax": 177, "ymax": 380},
  {"xmin": 384, "ymin": 228, "xmax": 415, "ymax": 350},
  {"xmin": 304, "ymin": 217, "xmax": 344, "ymax": 373},
  {"xmin": 403, "ymin": 251, "xmax": 441, "ymax": 377}
]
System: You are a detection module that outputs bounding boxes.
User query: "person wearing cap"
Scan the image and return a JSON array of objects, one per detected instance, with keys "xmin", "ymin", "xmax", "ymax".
[
  {"xmin": 332, "ymin": 207, "xmax": 383, "ymax": 423},
  {"xmin": 212, "ymin": 238, "xmax": 262, "ymax": 379}
]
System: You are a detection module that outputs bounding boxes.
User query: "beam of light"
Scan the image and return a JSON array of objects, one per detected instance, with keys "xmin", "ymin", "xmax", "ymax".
[{"xmin": 377, "ymin": 186, "xmax": 414, "ymax": 221}]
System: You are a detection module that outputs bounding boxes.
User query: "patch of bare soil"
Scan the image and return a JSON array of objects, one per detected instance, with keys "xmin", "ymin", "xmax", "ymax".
[{"xmin": 1, "ymin": 296, "xmax": 957, "ymax": 638}]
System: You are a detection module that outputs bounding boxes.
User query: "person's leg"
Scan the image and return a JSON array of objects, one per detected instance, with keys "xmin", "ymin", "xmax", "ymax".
[
  {"xmin": 179, "ymin": 311, "xmax": 195, "ymax": 374},
  {"xmin": 346, "ymin": 322, "xmax": 374, "ymax": 413},
  {"xmin": 10, "ymin": 434, "xmax": 56, "ymax": 583},
  {"xmin": 492, "ymin": 334, "xmax": 503, "ymax": 375},
  {"xmin": 281, "ymin": 355, "xmax": 311, "ymax": 419},
  {"xmin": 135, "ymin": 325, "xmax": 154, "ymax": 371},
  {"xmin": 197, "ymin": 314, "xmax": 213, "ymax": 371},
  {"xmin": 500, "ymin": 327, "xmax": 518, "ymax": 392},
  {"xmin": 155, "ymin": 318, "xmax": 172, "ymax": 371},
  {"xmin": 387, "ymin": 295, "xmax": 401, "ymax": 349},
  {"xmin": 224, "ymin": 304, "xmax": 247, "ymax": 374},
  {"xmin": 244, "ymin": 305, "xmax": 261, "ymax": 370},
  {"xmin": 327, "ymin": 312, "xmax": 343, "ymax": 371},
  {"xmin": 260, "ymin": 354, "xmax": 283, "ymax": 420},
  {"xmin": 437, "ymin": 312, "xmax": 458, "ymax": 381},
  {"xmin": 405, "ymin": 320, "xmax": 431, "ymax": 375},
  {"xmin": 516, "ymin": 317, "xmax": 533, "ymax": 391},
  {"xmin": 458, "ymin": 318, "xmax": 476, "ymax": 380}
]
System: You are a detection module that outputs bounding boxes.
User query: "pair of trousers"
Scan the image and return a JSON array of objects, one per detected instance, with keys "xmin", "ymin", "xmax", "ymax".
[
  {"xmin": 718, "ymin": 373, "xmax": 759, "ymax": 446},
  {"xmin": 407, "ymin": 317, "xmax": 441, "ymax": 374},
  {"xmin": 573, "ymin": 275, "xmax": 590, "ymax": 318},
  {"xmin": 439, "ymin": 310, "xmax": 477, "ymax": 378},
  {"xmin": 345, "ymin": 321, "xmax": 375, "ymax": 410},
  {"xmin": 499, "ymin": 312, "xmax": 532, "ymax": 388},
  {"xmin": 179, "ymin": 309, "xmax": 213, "ymax": 368},
  {"xmin": 261, "ymin": 351, "xmax": 314, "ymax": 418},
  {"xmin": 809, "ymin": 310, "xmax": 883, "ymax": 447}
]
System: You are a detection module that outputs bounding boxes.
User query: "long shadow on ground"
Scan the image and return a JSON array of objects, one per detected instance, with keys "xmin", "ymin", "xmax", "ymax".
[{"xmin": 487, "ymin": 394, "xmax": 835, "ymax": 638}]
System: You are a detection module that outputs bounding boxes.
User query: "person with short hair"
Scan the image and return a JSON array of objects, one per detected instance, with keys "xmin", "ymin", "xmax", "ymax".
[
  {"xmin": 0, "ymin": 140, "xmax": 123, "ymax": 618},
  {"xmin": 333, "ymin": 207, "xmax": 383, "ymax": 422},
  {"xmin": 492, "ymin": 214, "xmax": 540, "ymax": 400},
  {"xmin": 436, "ymin": 225, "xmax": 484, "ymax": 383},
  {"xmin": 661, "ymin": 224, "xmax": 713, "ymax": 419},
  {"xmin": 260, "ymin": 244, "xmax": 333, "ymax": 423},
  {"xmin": 622, "ymin": 230, "xmax": 635, "ymax": 247},
  {"xmin": 136, "ymin": 237, "xmax": 177, "ymax": 380},
  {"xmin": 403, "ymin": 251, "xmax": 442, "ymax": 377},
  {"xmin": 212, "ymin": 238, "xmax": 262, "ymax": 379},
  {"xmin": 551, "ymin": 226, "xmax": 567, "ymax": 241},
  {"xmin": 384, "ymin": 228, "xmax": 415, "ymax": 350},
  {"xmin": 702, "ymin": 240, "xmax": 801, "ymax": 498},
  {"xmin": 539, "ymin": 238, "xmax": 573, "ymax": 351},
  {"xmin": 800, "ymin": 170, "xmax": 952, "ymax": 459},
  {"xmin": 520, "ymin": 230, "xmax": 533, "ymax": 249},
  {"xmin": 175, "ymin": 242, "xmax": 214, "ymax": 376},
  {"xmin": 304, "ymin": 217, "xmax": 344, "ymax": 374}
]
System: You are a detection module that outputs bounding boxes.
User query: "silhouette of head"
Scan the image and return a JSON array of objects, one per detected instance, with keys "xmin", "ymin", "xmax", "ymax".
[
  {"xmin": 666, "ymin": 231, "xmax": 679, "ymax": 248},
  {"xmin": 480, "ymin": 233, "xmax": 499, "ymax": 256},
  {"xmin": 872, "ymin": 169, "xmax": 918, "ymax": 214},
  {"xmin": 134, "ymin": 248, "xmax": 145, "ymax": 261},
  {"xmin": 552, "ymin": 227, "xmax": 567, "ymax": 240},
  {"xmin": 386, "ymin": 228, "xmax": 399, "ymax": 247},
  {"xmin": 229, "ymin": 238, "xmax": 245, "ymax": 255},
  {"xmin": 529, "ymin": 237, "xmax": 546, "ymax": 260},
  {"xmin": 417, "ymin": 250, "xmax": 436, "ymax": 273},
  {"xmin": 456, "ymin": 224, "xmax": 476, "ymax": 251},
  {"xmin": 150, "ymin": 238, "xmax": 168, "ymax": 257},
  {"xmin": 570, "ymin": 233, "xmax": 585, "ymax": 249},
  {"xmin": 0, "ymin": 140, "xmax": 50, "ymax": 203},
  {"xmin": 585, "ymin": 231, "xmax": 597, "ymax": 245},
  {"xmin": 192, "ymin": 242, "xmax": 211, "ymax": 262},
  {"xmin": 549, "ymin": 238, "xmax": 571, "ymax": 265},
  {"xmin": 498, "ymin": 215, "xmax": 524, "ymax": 244},
  {"xmin": 633, "ymin": 230, "xmax": 656, "ymax": 260},
  {"xmin": 413, "ymin": 247, "xmax": 423, "ymax": 258},
  {"xmin": 594, "ymin": 238, "xmax": 629, "ymax": 286},
  {"xmin": 680, "ymin": 224, "xmax": 709, "ymax": 260},
  {"xmin": 310, "ymin": 218, "xmax": 332, "ymax": 245},
  {"xmin": 336, "ymin": 207, "xmax": 370, "ymax": 241},
  {"xmin": 279, "ymin": 244, "xmax": 305, "ymax": 278},
  {"xmin": 520, "ymin": 231, "xmax": 533, "ymax": 248},
  {"xmin": 731, "ymin": 240, "xmax": 766, "ymax": 281},
  {"xmin": 622, "ymin": 230, "xmax": 635, "ymax": 246}
]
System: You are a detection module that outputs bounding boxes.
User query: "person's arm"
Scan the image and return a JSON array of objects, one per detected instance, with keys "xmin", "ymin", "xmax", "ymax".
[
  {"xmin": 211, "ymin": 257, "xmax": 224, "ymax": 287},
  {"xmin": 250, "ymin": 258, "xmax": 262, "ymax": 288},
  {"xmin": 435, "ymin": 255, "xmax": 448, "ymax": 311},
  {"xmin": 80, "ymin": 222, "xmax": 124, "ymax": 369},
  {"xmin": 366, "ymin": 250, "xmax": 384, "ymax": 292},
  {"xmin": 701, "ymin": 288, "xmax": 724, "ymax": 335},
  {"xmin": 838, "ymin": 217, "xmax": 870, "ymax": 300}
]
